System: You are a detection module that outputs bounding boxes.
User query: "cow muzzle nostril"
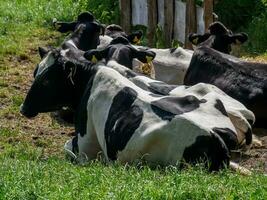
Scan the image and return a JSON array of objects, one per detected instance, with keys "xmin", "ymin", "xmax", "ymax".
[{"xmin": 20, "ymin": 103, "xmax": 38, "ymax": 118}]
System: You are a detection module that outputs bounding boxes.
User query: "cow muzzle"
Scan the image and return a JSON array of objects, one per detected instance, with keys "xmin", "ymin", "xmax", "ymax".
[{"xmin": 20, "ymin": 103, "xmax": 38, "ymax": 118}]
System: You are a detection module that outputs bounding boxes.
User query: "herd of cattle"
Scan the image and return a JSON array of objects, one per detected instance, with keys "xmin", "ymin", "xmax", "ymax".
[{"xmin": 20, "ymin": 11, "xmax": 267, "ymax": 172}]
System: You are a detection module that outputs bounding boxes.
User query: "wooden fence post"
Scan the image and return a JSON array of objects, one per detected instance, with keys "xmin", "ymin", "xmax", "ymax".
[
  {"xmin": 185, "ymin": 0, "xmax": 197, "ymax": 49},
  {"xmin": 147, "ymin": 0, "xmax": 157, "ymax": 47},
  {"xmin": 120, "ymin": 0, "xmax": 131, "ymax": 33},
  {"xmin": 203, "ymin": 0, "xmax": 214, "ymax": 31},
  {"xmin": 164, "ymin": 0, "xmax": 174, "ymax": 47}
]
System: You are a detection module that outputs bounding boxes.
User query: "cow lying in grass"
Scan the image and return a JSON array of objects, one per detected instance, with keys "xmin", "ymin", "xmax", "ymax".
[
  {"xmin": 20, "ymin": 46, "xmax": 246, "ymax": 171},
  {"xmin": 184, "ymin": 46, "xmax": 267, "ymax": 128},
  {"xmin": 21, "ymin": 46, "xmax": 257, "ymax": 174},
  {"xmin": 85, "ymin": 50, "xmax": 254, "ymax": 149}
]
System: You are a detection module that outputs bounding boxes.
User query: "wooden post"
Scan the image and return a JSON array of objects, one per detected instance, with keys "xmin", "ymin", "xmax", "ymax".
[
  {"xmin": 147, "ymin": 0, "xmax": 157, "ymax": 47},
  {"xmin": 164, "ymin": 0, "xmax": 174, "ymax": 47},
  {"xmin": 185, "ymin": 0, "xmax": 197, "ymax": 49},
  {"xmin": 203, "ymin": 0, "xmax": 214, "ymax": 32},
  {"xmin": 120, "ymin": 0, "xmax": 131, "ymax": 33}
]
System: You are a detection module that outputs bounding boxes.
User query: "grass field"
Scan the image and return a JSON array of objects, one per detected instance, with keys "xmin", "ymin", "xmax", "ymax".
[{"xmin": 0, "ymin": 1, "xmax": 267, "ymax": 199}]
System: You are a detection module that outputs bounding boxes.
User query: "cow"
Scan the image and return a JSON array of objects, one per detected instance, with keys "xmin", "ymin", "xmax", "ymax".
[
  {"xmin": 20, "ymin": 47, "xmax": 239, "ymax": 171},
  {"xmin": 84, "ymin": 36, "xmax": 156, "ymax": 78},
  {"xmin": 52, "ymin": 12, "xmax": 103, "ymax": 51},
  {"xmin": 131, "ymin": 22, "xmax": 248, "ymax": 84},
  {"xmin": 83, "ymin": 54, "xmax": 254, "ymax": 148},
  {"xmin": 184, "ymin": 45, "xmax": 267, "ymax": 128},
  {"xmin": 53, "ymin": 13, "xmax": 143, "ymax": 47},
  {"xmin": 104, "ymin": 24, "xmax": 143, "ymax": 45},
  {"xmin": 188, "ymin": 21, "xmax": 248, "ymax": 54}
]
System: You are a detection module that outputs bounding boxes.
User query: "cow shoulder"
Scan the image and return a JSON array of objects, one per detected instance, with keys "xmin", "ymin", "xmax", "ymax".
[{"xmin": 104, "ymin": 87, "xmax": 144, "ymax": 160}]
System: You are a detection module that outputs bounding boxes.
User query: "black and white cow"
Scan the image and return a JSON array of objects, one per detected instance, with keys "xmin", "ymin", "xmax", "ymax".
[
  {"xmin": 104, "ymin": 24, "xmax": 143, "ymax": 45},
  {"xmin": 84, "ymin": 36, "xmax": 156, "ymax": 78},
  {"xmin": 84, "ymin": 57, "xmax": 254, "ymax": 148},
  {"xmin": 184, "ymin": 46, "xmax": 267, "ymax": 128},
  {"xmin": 188, "ymin": 21, "xmax": 248, "ymax": 54},
  {"xmin": 21, "ymin": 47, "xmax": 239, "ymax": 171},
  {"xmin": 53, "ymin": 13, "xmax": 143, "ymax": 47},
  {"xmin": 52, "ymin": 12, "xmax": 103, "ymax": 51},
  {"xmin": 132, "ymin": 22, "xmax": 248, "ymax": 84}
]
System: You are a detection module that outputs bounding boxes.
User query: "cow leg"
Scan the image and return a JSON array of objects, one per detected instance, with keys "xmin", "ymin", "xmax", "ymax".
[{"xmin": 64, "ymin": 121, "xmax": 101, "ymax": 164}]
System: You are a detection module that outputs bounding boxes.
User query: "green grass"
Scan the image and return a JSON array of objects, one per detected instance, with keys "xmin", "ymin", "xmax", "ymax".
[
  {"xmin": 0, "ymin": 156, "xmax": 266, "ymax": 200},
  {"xmin": 0, "ymin": 0, "xmax": 267, "ymax": 199}
]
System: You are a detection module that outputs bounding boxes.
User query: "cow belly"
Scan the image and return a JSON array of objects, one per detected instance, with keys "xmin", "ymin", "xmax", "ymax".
[{"xmin": 116, "ymin": 116, "xmax": 212, "ymax": 167}]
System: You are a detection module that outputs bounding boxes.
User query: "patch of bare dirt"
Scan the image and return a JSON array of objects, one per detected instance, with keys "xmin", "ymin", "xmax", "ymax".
[{"xmin": 231, "ymin": 128, "xmax": 267, "ymax": 173}]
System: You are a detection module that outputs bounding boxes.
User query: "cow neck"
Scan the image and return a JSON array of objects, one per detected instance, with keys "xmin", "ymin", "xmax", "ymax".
[
  {"xmin": 72, "ymin": 64, "xmax": 99, "ymax": 137},
  {"xmin": 70, "ymin": 62, "xmax": 97, "ymax": 109}
]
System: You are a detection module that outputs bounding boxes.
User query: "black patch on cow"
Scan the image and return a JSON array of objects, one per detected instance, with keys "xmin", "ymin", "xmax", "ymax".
[
  {"xmin": 75, "ymin": 68, "xmax": 97, "ymax": 137},
  {"xmin": 149, "ymin": 93, "xmax": 163, "ymax": 97},
  {"xmin": 245, "ymin": 128, "xmax": 252, "ymax": 145},
  {"xmin": 104, "ymin": 87, "xmax": 143, "ymax": 160},
  {"xmin": 214, "ymin": 99, "xmax": 228, "ymax": 116},
  {"xmin": 148, "ymin": 82, "xmax": 178, "ymax": 95},
  {"xmin": 125, "ymin": 70, "xmax": 137, "ymax": 78},
  {"xmin": 169, "ymin": 47, "xmax": 177, "ymax": 54},
  {"xmin": 110, "ymin": 36, "xmax": 130, "ymax": 45},
  {"xmin": 247, "ymin": 119, "xmax": 254, "ymax": 126},
  {"xmin": 212, "ymin": 127, "xmax": 238, "ymax": 150},
  {"xmin": 182, "ymin": 132, "xmax": 230, "ymax": 171},
  {"xmin": 151, "ymin": 95, "xmax": 206, "ymax": 121},
  {"xmin": 72, "ymin": 135, "xmax": 79, "ymax": 154}
]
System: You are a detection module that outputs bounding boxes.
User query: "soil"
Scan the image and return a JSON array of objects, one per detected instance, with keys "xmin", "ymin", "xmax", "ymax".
[{"xmin": 231, "ymin": 128, "xmax": 267, "ymax": 173}]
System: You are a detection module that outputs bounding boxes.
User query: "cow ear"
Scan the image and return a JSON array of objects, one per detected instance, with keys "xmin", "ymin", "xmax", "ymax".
[
  {"xmin": 188, "ymin": 33, "xmax": 211, "ymax": 45},
  {"xmin": 229, "ymin": 33, "xmax": 248, "ymax": 45},
  {"xmin": 188, "ymin": 33, "xmax": 201, "ymax": 45},
  {"xmin": 127, "ymin": 30, "xmax": 143, "ymax": 44},
  {"xmin": 38, "ymin": 47, "xmax": 49, "ymax": 58},
  {"xmin": 134, "ymin": 50, "xmax": 156, "ymax": 63},
  {"xmin": 84, "ymin": 49, "xmax": 108, "ymax": 63}
]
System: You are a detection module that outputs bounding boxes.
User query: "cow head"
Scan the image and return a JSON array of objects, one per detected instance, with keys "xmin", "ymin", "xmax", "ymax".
[
  {"xmin": 189, "ymin": 21, "xmax": 248, "ymax": 54},
  {"xmin": 53, "ymin": 12, "xmax": 104, "ymax": 51},
  {"xmin": 104, "ymin": 24, "xmax": 143, "ymax": 45},
  {"xmin": 84, "ymin": 36, "xmax": 155, "ymax": 69},
  {"xmin": 21, "ymin": 48, "xmax": 79, "ymax": 118}
]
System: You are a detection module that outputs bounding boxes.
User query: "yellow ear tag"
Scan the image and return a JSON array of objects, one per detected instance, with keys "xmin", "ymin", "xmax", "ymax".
[
  {"xmin": 91, "ymin": 55, "xmax": 98, "ymax": 63},
  {"xmin": 192, "ymin": 37, "xmax": 198, "ymax": 45},
  {"xmin": 133, "ymin": 36, "xmax": 140, "ymax": 44},
  {"xmin": 146, "ymin": 56, "xmax": 153, "ymax": 63},
  {"xmin": 140, "ymin": 62, "xmax": 152, "ymax": 77}
]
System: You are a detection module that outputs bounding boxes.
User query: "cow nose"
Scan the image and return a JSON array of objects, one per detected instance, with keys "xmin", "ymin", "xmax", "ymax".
[{"xmin": 20, "ymin": 103, "xmax": 38, "ymax": 118}]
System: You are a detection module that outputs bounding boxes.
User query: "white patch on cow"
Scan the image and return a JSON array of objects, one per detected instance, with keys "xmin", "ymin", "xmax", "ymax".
[
  {"xmin": 60, "ymin": 49, "xmax": 70, "ymax": 57},
  {"xmin": 66, "ymin": 40, "xmax": 78, "ymax": 49},
  {"xmin": 133, "ymin": 46, "xmax": 193, "ymax": 84},
  {"xmin": 36, "ymin": 52, "xmax": 56, "ymax": 76},
  {"xmin": 98, "ymin": 35, "xmax": 113, "ymax": 49}
]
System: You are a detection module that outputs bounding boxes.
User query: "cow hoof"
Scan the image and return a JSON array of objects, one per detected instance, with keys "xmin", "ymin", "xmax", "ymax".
[
  {"xmin": 64, "ymin": 140, "xmax": 77, "ymax": 162},
  {"xmin": 229, "ymin": 161, "xmax": 252, "ymax": 176}
]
